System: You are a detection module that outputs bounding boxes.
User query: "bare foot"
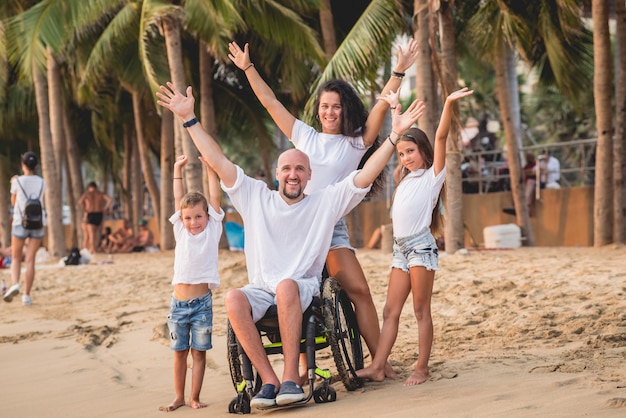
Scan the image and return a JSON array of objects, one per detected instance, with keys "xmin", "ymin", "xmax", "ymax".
[
  {"xmin": 384, "ymin": 362, "xmax": 398, "ymax": 379},
  {"xmin": 190, "ymin": 399, "xmax": 207, "ymax": 409},
  {"xmin": 159, "ymin": 400, "xmax": 185, "ymax": 412},
  {"xmin": 355, "ymin": 365, "xmax": 385, "ymax": 382},
  {"xmin": 404, "ymin": 369, "xmax": 430, "ymax": 386}
]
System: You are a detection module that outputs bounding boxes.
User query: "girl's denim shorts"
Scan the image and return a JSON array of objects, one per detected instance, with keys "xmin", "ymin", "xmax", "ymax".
[{"xmin": 391, "ymin": 228, "xmax": 439, "ymax": 272}]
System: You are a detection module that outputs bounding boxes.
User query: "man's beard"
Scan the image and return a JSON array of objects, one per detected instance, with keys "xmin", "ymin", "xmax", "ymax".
[{"xmin": 282, "ymin": 184, "xmax": 303, "ymax": 200}]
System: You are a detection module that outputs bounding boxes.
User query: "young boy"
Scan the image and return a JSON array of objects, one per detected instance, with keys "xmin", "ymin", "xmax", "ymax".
[{"xmin": 160, "ymin": 155, "xmax": 224, "ymax": 411}]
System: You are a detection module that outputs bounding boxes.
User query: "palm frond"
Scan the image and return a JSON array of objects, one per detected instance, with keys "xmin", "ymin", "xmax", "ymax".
[{"xmin": 303, "ymin": 0, "xmax": 408, "ymax": 121}]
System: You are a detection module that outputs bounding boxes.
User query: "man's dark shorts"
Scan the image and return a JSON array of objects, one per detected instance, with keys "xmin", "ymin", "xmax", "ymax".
[{"xmin": 87, "ymin": 212, "xmax": 104, "ymax": 226}]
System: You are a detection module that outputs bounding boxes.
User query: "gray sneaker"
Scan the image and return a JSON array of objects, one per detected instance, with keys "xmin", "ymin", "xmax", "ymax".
[
  {"xmin": 3, "ymin": 284, "xmax": 19, "ymax": 303},
  {"xmin": 276, "ymin": 381, "xmax": 305, "ymax": 406},
  {"xmin": 250, "ymin": 383, "xmax": 278, "ymax": 408}
]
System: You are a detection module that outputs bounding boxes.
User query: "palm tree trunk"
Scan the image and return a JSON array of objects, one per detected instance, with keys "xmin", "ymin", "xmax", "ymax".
[
  {"xmin": 132, "ymin": 91, "xmax": 160, "ymax": 224},
  {"xmin": 613, "ymin": 0, "xmax": 626, "ymax": 244},
  {"xmin": 0, "ymin": 167, "xmax": 11, "ymax": 247},
  {"xmin": 592, "ymin": 0, "xmax": 614, "ymax": 246},
  {"xmin": 33, "ymin": 65, "xmax": 60, "ymax": 256},
  {"xmin": 46, "ymin": 50, "xmax": 66, "ymax": 256},
  {"xmin": 199, "ymin": 42, "xmax": 230, "ymax": 249},
  {"xmin": 131, "ymin": 132, "xmax": 143, "ymax": 229},
  {"xmin": 63, "ymin": 106, "xmax": 85, "ymax": 248},
  {"xmin": 494, "ymin": 37, "xmax": 534, "ymax": 246},
  {"xmin": 414, "ymin": 0, "xmax": 437, "ymax": 140},
  {"xmin": 163, "ymin": 17, "xmax": 202, "ymax": 194},
  {"xmin": 122, "ymin": 123, "xmax": 133, "ymax": 221},
  {"xmin": 439, "ymin": 0, "xmax": 464, "ymax": 253},
  {"xmin": 160, "ymin": 110, "xmax": 175, "ymax": 250},
  {"xmin": 319, "ymin": 0, "xmax": 337, "ymax": 58}
]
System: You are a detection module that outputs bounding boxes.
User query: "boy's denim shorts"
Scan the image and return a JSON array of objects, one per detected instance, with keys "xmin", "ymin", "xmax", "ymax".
[
  {"xmin": 391, "ymin": 228, "xmax": 440, "ymax": 272},
  {"xmin": 12, "ymin": 224, "xmax": 45, "ymax": 240},
  {"xmin": 330, "ymin": 217, "xmax": 354, "ymax": 251},
  {"xmin": 167, "ymin": 291, "xmax": 213, "ymax": 351}
]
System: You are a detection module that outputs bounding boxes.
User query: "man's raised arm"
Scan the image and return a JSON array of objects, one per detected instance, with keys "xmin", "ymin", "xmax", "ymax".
[{"xmin": 156, "ymin": 82, "xmax": 238, "ymax": 187}]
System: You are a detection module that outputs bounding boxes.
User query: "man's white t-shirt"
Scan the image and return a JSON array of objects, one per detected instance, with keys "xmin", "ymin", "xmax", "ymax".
[
  {"xmin": 391, "ymin": 166, "xmax": 446, "ymax": 238},
  {"xmin": 222, "ymin": 166, "xmax": 370, "ymax": 293},
  {"xmin": 169, "ymin": 205, "xmax": 224, "ymax": 288},
  {"xmin": 291, "ymin": 120, "xmax": 368, "ymax": 194}
]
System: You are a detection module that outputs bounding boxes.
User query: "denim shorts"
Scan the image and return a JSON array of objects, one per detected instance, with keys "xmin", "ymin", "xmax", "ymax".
[
  {"xmin": 12, "ymin": 224, "xmax": 45, "ymax": 240},
  {"xmin": 240, "ymin": 279, "xmax": 319, "ymax": 323},
  {"xmin": 167, "ymin": 291, "xmax": 213, "ymax": 351},
  {"xmin": 330, "ymin": 217, "xmax": 354, "ymax": 251},
  {"xmin": 391, "ymin": 228, "xmax": 440, "ymax": 272}
]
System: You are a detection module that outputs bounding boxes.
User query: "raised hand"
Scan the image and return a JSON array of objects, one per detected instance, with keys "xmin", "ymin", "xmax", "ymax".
[
  {"xmin": 156, "ymin": 82, "xmax": 195, "ymax": 121},
  {"xmin": 228, "ymin": 42, "xmax": 252, "ymax": 71},
  {"xmin": 378, "ymin": 89, "xmax": 400, "ymax": 110},
  {"xmin": 395, "ymin": 38, "xmax": 419, "ymax": 72},
  {"xmin": 446, "ymin": 87, "xmax": 474, "ymax": 104},
  {"xmin": 174, "ymin": 155, "xmax": 188, "ymax": 169},
  {"xmin": 392, "ymin": 99, "xmax": 425, "ymax": 134}
]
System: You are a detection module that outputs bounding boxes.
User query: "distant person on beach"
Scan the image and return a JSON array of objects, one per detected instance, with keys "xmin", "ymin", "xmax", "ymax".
[
  {"xmin": 4, "ymin": 152, "xmax": 45, "ymax": 306},
  {"xmin": 159, "ymin": 154, "xmax": 224, "ymax": 412},
  {"xmin": 156, "ymin": 80, "xmax": 422, "ymax": 408},
  {"xmin": 356, "ymin": 87, "xmax": 474, "ymax": 386},
  {"xmin": 78, "ymin": 181, "xmax": 112, "ymax": 254}
]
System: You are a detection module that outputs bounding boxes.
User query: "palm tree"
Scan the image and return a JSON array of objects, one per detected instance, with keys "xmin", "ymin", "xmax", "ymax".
[
  {"xmin": 613, "ymin": 0, "xmax": 626, "ymax": 245},
  {"xmin": 592, "ymin": 0, "xmax": 613, "ymax": 246}
]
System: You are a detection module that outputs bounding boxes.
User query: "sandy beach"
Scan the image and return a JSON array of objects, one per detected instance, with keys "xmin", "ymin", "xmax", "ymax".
[{"xmin": 1, "ymin": 246, "xmax": 625, "ymax": 417}]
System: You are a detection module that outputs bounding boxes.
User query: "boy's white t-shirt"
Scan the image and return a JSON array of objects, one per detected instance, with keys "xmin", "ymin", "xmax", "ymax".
[
  {"xmin": 391, "ymin": 166, "xmax": 446, "ymax": 238},
  {"xmin": 291, "ymin": 119, "xmax": 368, "ymax": 194},
  {"xmin": 169, "ymin": 205, "xmax": 224, "ymax": 288},
  {"xmin": 11, "ymin": 175, "xmax": 46, "ymax": 227},
  {"xmin": 222, "ymin": 166, "xmax": 370, "ymax": 293}
]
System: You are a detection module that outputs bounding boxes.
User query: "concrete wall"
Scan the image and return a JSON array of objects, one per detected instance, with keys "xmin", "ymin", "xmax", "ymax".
[{"xmin": 53, "ymin": 186, "xmax": 592, "ymax": 253}]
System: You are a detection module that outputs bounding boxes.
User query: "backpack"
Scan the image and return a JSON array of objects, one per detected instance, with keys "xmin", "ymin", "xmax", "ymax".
[
  {"xmin": 16, "ymin": 178, "xmax": 44, "ymax": 230},
  {"xmin": 65, "ymin": 247, "xmax": 81, "ymax": 266}
]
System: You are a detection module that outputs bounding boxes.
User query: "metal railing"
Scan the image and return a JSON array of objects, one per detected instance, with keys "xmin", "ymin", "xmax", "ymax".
[{"xmin": 462, "ymin": 138, "xmax": 598, "ymax": 194}]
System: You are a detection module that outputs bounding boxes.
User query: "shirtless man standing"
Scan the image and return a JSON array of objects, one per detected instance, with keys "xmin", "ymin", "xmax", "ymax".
[{"xmin": 78, "ymin": 182, "xmax": 112, "ymax": 254}]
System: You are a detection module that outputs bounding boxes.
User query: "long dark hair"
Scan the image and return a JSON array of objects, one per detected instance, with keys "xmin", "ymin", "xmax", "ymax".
[
  {"xmin": 395, "ymin": 127, "xmax": 446, "ymax": 237},
  {"xmin": 313, "ymin": 80, "xmax": 385, "ymax": 197}
]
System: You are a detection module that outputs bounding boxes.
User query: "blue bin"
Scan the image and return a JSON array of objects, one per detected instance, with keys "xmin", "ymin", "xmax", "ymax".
[{"xmin": 225, "ymin": 221, "xmax": 244, "ymax": 251}]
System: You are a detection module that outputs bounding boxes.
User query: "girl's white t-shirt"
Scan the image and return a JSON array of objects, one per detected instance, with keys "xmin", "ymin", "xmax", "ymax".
[
  {"xmin": 391, "ymin": 166, "xmax": 446, "ymax": 238},
  {"xmin": 169, "ymin": 205, "xmax": 224, "ymax": 287}
]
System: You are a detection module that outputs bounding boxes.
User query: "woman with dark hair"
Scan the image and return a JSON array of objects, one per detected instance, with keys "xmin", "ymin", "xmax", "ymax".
[
  {"xmin": 4, "ymin": 152, "xmax": 46, "ymax": 306},
  {"xmin": 228, "ymin": 39, "xmax": 419, "ymax": 377}
]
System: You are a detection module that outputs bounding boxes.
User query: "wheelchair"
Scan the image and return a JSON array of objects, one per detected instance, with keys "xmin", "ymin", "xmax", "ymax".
[{"xmin": 227, "ymin": 276, "xmax": 364, "ymax": 414}]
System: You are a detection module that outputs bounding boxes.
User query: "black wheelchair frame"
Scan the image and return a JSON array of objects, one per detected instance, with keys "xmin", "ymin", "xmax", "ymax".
[{"xmin": 226, "ymin": 276, "xmax": 364, "ymax": 414}]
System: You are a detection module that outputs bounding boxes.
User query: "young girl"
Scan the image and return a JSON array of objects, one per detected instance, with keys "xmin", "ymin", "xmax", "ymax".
[
  {"xmin": 357, "ymin": 87, "xmax": 474, "ymax": 386},
  {"xmin": 228, "ymin": 40, "xmax": 419, "ymax": 377},
  {"xmin": 160, "ymin": 155, "xmax": 224, "ymax": 411}
]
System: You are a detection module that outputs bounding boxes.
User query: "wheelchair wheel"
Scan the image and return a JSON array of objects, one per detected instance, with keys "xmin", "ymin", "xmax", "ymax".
[
  {"xmin": 321, "ymin": 276, "xmax": 364, "ymax": 391},
  {"xmin": 227, "ymin": 321, "xmax": 261, "ymax": 394}
]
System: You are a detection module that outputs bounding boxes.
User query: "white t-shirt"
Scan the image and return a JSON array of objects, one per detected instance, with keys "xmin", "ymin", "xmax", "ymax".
[
  {"xmin": 391, "ymin": 166, "xmax": 446, "ymax": 238},
  {"xmin": 222, "ymin": 166, "xmax": 370, "ymax": 293},
  {"xmin": 291, "ymin": 119, "xmax": 369, "ymax": 194},
  {"xmin": 11, "ymin": 175, "xmax": 46, "ymax": 227},
  {"xmin": 169, "ymin": 205, "xmax": 224, "ymax": 288}
]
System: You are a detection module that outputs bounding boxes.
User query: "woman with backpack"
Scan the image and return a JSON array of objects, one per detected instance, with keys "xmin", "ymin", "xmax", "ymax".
[{"xmin": 4, "ymin": 152, "xmax": 46, "ymax": 306}]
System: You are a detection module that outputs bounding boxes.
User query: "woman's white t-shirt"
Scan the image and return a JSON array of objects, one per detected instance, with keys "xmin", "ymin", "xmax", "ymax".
[
  {"xmin": 291, "ymin": 119, "xmax": 368, "ymax": 194},
  {"xmin": 11, "ymin": 175, "xmax": 46, "ymax": 227}
]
